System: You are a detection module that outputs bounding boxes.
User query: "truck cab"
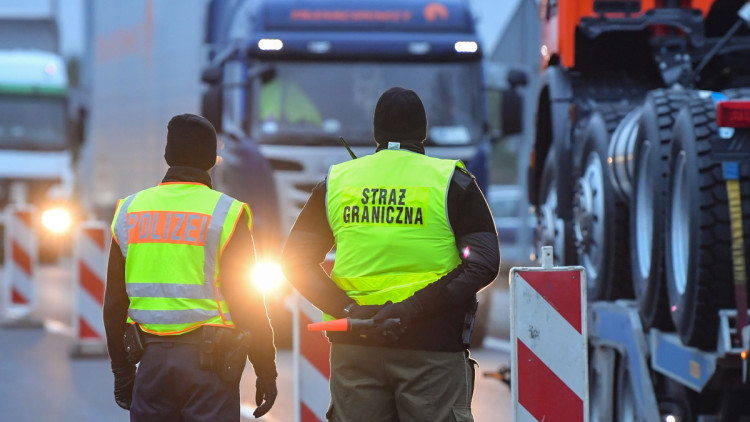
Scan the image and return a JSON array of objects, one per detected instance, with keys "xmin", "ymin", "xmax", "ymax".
[
  {"xmin": 0, "ymin": 49, "xmax": 80, "ymax": 260},
  {"xmin": 202, "ymin": 0, "xmax": 491, "ymax": 256}
]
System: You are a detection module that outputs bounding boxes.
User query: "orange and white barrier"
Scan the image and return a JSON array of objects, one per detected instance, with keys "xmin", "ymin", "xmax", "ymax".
[
  {"xmin": 2, "ymin": 204, "xmax": 39, "ymax": 324},
  {"xmin": 71, "ymin": 221, "xmax": 109, "ymax": 356},
  {"xmin": 292, "ymin": 253, "xmax": 335, "ymax": 422},
  {"xmin": 293, "ymin": 292, "xmax": 330, "ymax": 422},
  {"xmin": 510, "ymin": 246, "xmax": 588, "ymax": 422}
]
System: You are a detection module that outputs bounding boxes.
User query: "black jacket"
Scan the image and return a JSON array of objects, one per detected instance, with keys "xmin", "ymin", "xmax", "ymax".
[
  {"xmin": 102, "ymin": 166, "xmax": 277, "ymax": 377},
  {"xmin": 282, "ymin": 147, "xmax": 500, "ymax": 352}
]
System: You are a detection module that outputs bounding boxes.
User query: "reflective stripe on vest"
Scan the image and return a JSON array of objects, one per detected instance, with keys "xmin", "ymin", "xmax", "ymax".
[
  {"xmin": 326, "ymin": 149, "xmax": 463, "ymax": 309},
  {"xmin": 111, "ymin": 184, "xmax": 247, "ymax": 334}
]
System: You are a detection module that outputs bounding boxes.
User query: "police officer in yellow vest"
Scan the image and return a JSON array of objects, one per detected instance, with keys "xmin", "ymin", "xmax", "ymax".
[
  {"xmin": 282, "ymin": 87, "xmax": 500, "ymax": 421},
  {"xmin": 103, "ymin": 114, "xmax": 277, "ymax": 421}
]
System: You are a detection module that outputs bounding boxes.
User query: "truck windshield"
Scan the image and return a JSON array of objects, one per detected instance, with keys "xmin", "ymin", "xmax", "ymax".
[
  {"xmin": 249, "ymin": 61, "xmax": 483, "ymax": 146},
  {"xmin": 0, "ymin": 96, "xmax": 66, "ymax": 149}
]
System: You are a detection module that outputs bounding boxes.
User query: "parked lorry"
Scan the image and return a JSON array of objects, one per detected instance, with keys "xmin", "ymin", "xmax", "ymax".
[
  {"xmin": 0, "ymin": 5, "xmax": 84, "ymax": 261},
  {"xmin": 80, "ymin": 0, "xmax": 205, "ymax": 221},
  {"xmin": 525, "ymin": 0, "xmax": 750, "ymax": 418},
  {"xmin": 201, "ymin": 0, "xmax": 494, "ymax": 257}
]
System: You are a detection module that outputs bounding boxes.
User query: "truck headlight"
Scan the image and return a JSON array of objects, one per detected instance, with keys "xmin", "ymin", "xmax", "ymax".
[
  {"xmin": 251, "ymin": 260, "xmax": 286, "ymax": 294},
  {"xmin": 41, "ymin": 207, "xmax": 72, "ymax": 233}
]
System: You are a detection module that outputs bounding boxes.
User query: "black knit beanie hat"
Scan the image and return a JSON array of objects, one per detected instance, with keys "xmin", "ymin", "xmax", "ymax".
[
  {"xmin": 373, "ymin": 87, "xmax": 427, "ymax": 145},
  {"xmin": 164, "ymin": 114, "xmax": 217, "ymax": 170}
]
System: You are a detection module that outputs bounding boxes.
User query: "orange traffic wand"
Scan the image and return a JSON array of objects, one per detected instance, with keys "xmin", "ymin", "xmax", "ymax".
[
  {"xmin": 308, "ymin": 318, "xmax": 353, "ymax": 332},
  {"xmin": 307, "ymin": 318, "xmax": 399, "ymax": 333}
]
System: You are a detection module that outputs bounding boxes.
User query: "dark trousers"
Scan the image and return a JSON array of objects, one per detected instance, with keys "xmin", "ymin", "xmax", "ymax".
[
  {"xmin": 130, "ymin": 342, "xmax": 240, "ymax": 422},
  {"xmin": 328, "ymin": 343, "xmax": 477, "ymax": 422}
]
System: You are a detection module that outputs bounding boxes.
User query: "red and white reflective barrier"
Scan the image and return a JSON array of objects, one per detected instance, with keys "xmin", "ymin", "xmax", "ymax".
[
  {"xmin": 510, "ymin": 246, "xmax": 588, "ymax": 422},
  {"xmin": 293, "ymin": 293, "xmax": 331, "ymax": 422},
  {"xmin": 71, "ymin": 221, "xmax": 108, "ymax": 356},
  {"xmin": 293, "ymin": 253, "xmax": 335, "ymax": 422},
  {"xmin": 2, "ymin": 204, "xmax": 39, "ymax": 322}
]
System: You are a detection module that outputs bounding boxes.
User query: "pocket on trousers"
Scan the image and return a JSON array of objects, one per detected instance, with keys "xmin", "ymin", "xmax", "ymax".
[{"xmin": 452, "ymin": 406, "xmax": 474, "ymax": 422}]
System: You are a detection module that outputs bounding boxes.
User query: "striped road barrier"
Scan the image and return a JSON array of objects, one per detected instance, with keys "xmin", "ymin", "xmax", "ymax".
[
  {"xmin": 293, "ymin": 292, "xmax": 330, "ymax": 422},
  {"xmin": 71, "ymin": 221, "xmax": 109, "ymax": 357},
  {"xmin": 2, "ymin": 204, "xmax": 42, "ymax": 327},
  {"xmin": 510, "ymin": 246, "xmax": 588, "ymax": 422}
]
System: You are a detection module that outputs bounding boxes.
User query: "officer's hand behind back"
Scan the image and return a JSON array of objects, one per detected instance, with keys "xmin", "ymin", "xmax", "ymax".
[
  {"xmin": 344, "ymin": 302, "xmax": 389, "ymax": 319},
  {"xmin": 372, "ymin": 298, "xmax": 420, "ymax": 329},
  {"xmin": 253, "ymin": 376, "xmax": 277, "ymax": 418},
  {"xmin": 369, "ymin": 300, "xmax": 420, "ymax": 344},
  {"xmin": 112, "ymin": 365, "xmax": 136, "ymax": 410}
]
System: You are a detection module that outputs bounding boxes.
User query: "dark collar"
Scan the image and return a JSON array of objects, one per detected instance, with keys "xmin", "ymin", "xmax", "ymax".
[
  {"xmin": 161, "ymin": 166, "xmax": 213, "ymax": 188},
  {"xmin": 374, "ymin": 142, "xmax": 425, "ymax": 155}
]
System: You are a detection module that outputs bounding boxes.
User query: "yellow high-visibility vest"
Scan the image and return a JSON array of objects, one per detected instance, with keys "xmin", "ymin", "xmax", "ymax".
[
  {"xmin": 111, "ymin": 182, "xmax": 251, "ymax": 335},
  {"xmin": 326, "ymin": 149, "xmax": 463, "ymax": 310}
]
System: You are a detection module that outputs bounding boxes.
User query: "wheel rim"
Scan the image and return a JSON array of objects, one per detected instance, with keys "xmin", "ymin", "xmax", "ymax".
[
  {"xmin": 671, "ymin": 151, "xmax": 689, "ymax": 296},
  {"xmin": 574, "ymin": 151, "xmax": 605, "ymax": 283},
  {"xmin": 538, "ymin": 185, "xmax": 565, "ymax": 265},
  {"xmin": 635, "ymin": 142, "xmax": 653, "ymax": 281}
]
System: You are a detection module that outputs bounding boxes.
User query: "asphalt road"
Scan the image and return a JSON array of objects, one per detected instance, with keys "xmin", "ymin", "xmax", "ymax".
[{"xmin": 0, "ymin": 261, "xmax": 512, "ymax": 421}]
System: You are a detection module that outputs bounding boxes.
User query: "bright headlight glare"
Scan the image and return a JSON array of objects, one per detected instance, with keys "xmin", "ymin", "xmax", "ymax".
[
  {"xmin": 258, "ymin": 39, "xmax": 283, "ymax": 51},
  {"xmin": 251, "ymin": 261, "xmax": 286, "ymax": 292},
  {"xmin": 454, "ymin": 41, "xmax": 478, "ymax": 53},
  {"xmin": 42, "ymin": 207, "xmax": 72, "ymax": 233}
]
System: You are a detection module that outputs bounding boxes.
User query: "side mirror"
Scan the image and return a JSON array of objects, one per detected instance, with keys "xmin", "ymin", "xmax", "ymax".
[
  {"xmin": 201, "ymin": 86, "xmax": 223, "ymax": 133},
  {"xmin": 68, "ymin": 106, "xmax": 86, "ymax": 153},
  {"xmin": 499, "ymin": 70, "xmax": 528, "ymax": 137},
  {"xmin": 201, "ymin": 65, "xmax": 222, "ymax": 84},
  {"xmin": 501, "ymin": 89, "xmax": 523, "ymax": 137},
  {"xmin": 507, "ymin": 69, "xmax": 528, "ymax": 88},
  {"xmin": 248, "ymin": 65, "xmax": 276, "ymax": 84}
]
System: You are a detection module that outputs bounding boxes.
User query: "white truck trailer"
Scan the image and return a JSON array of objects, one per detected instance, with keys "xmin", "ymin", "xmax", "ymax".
[{"xmin": 79, "ymin": 0, "xmax": 207, "ymax": 221}]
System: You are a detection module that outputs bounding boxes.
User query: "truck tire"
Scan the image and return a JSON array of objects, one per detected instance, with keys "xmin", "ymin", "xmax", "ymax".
[
  {"xmin": 665, "ymin": 96, "xmax": 735, "ymax": 350},
  {"xmin": 573, "ymin": 108, "xmax": 632, "ymax": 301},
  {"xmin": 657, "ymin": 375, "xmax": 701, "ymax": 422},
  {"xmin": 536, "ymin": 148, "xmax": 568, "ymax": 265},
  {"xmin": 630, "ymin": 89, "xmax": 695, "ymax": 330}
]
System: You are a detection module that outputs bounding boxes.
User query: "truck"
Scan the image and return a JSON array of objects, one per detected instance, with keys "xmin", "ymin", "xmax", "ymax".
[
  {"xmin": 82, "ymin": 0, "xmax": 498, "ymax": 345},
  {"xmin": 0, "ymin": 5, "xmax": 84, "ymax": 261},
  {"xmin": 524, "ymin": 0, "xmax": 750, "ymax": 418},
  {"xmin": 201, "ymin": 0, "xmax": 495, "ymax": 257}
]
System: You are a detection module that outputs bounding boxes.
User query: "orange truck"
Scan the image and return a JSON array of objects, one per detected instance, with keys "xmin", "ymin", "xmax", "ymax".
[{"xmin": 524, "ymin": 0, "xmax": 750, "ymax": 419}]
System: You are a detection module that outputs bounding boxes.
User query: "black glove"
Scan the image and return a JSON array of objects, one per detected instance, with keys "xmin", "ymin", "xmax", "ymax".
[
  {"xmin": 253, "ymin": 376, "xmax": 278, "ymax": 418},
  {"xmin": 113, "ymin": 366, "xmax": 136, "ymax": 410},
  {"xmin": 370, "ymin": 299, "xmax": 421, "ymax": 343},
  {"xmin": 342, "ymin": 302, "xmax": 389, "ymax": 320},
  {"xmin": 372, "ymin": 298, "xmax": 421, "ymax": 329}
]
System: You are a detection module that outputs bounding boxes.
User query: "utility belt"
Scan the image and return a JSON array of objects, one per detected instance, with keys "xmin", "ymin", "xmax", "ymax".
[{"xmin": 123, "ymin": 324, "xmax": 251, "ymax": 383}]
